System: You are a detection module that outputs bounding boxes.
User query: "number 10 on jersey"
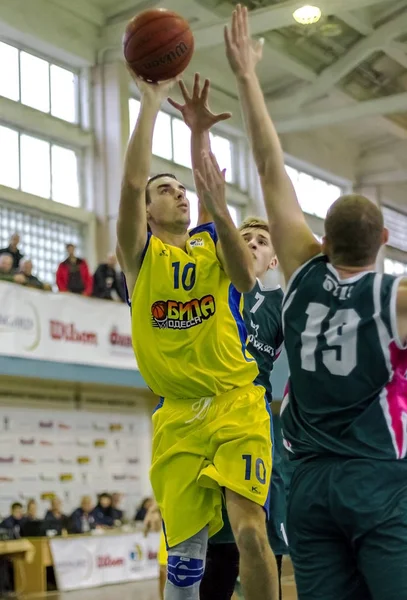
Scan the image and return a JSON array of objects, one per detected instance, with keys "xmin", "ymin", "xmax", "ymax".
[{"xmin": 172, "ymin": 262, "xmax": 196, "ymax": 291}]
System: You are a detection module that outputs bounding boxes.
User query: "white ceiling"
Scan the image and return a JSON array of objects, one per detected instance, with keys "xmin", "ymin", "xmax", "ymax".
[{"xmin": 1, "ymin": 0, "xmax": 407, "ymax": 198}]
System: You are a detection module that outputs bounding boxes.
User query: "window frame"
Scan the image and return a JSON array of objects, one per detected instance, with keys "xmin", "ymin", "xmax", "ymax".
[
  {"xmin": 128, "ymin": 96, "xmax": 237, "ymax": 184},
  {"xmin": 383, "ymin": 206, "xmax": 407, "ymax": 254},
  {"xmin": 0, "ymin": 40, "xmax": 80, "ymax": 124},
  {"xmin": 0, "ymin": 121, "xmax": 82, "ymax": 207}
]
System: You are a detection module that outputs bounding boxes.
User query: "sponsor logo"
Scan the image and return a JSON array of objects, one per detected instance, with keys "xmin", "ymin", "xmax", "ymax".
[
  {"xmin": 97, "ymin": 555, "xmax": 125, "ymax": 569},
  {"xmin": 112, "ymin": 475, "xmax": 126, "ymax": 481},
  {"xmin": 41, "ymin": 492, "xmax": 56, "ymax": 500},
  {"xmin": 19, "ymin": 438, "xmax": 35, "ymax": 445},
  {"xmin": 159, "ymin": 249, "xmax": 168, "ymax": 257},
  {"xmin": 127, "ymin": 458, "xmax": 139, "ymax": 465},
  {"xmin": 39, "ymin": 421, "xmax": 53, "ymax": 428},
  {"xmin": 58, "ymin": 423, "xmax": 71, "ymax": 430},
  {"xmin": 0, "ymin": 295, "xmax": 40, "ymax": 352},
  {"xmin": 109, "ymin": 423, "xmax": 123, "ymax": 432},
  {"xmin": 0, "ymin": 456, "xmax": 14, "ymax": 463},
  {"xmin": 54, "ymin": 544, "xmax": 93, "ymax": 582},
  {"xmin": 59, "ymin": 473, "xmax": 74, "ymax": 482},
  {"xmin": 189, "ymin": 238, "xmax": 204, "ymax": 248},
  {"xmin": 94, "ymin": 439, "xmax": 106, "ymax": 447},
  {"xmin": 20, "ymin": 458, "xmax": 36, "ymax": 464},
  {"xmin": 40, "ymin": 440, "xmax": 53, "ymax": 446},
  {"xmin": 77, "ymin": 456, "xmax": 90, "ymax": 464},
  {"xmin": 127, "ymin": 475, "xmax": 139, "ymax": 481},
  {"xmin": 109, "ymin": 327, "xmax": 132, "ymax": 349},
  {"xmin": 129, "ymin": 544, "xmax": 144, "ymax": 571},
  {"xmin": 251, "ymin": 486, "xmax": 260, "ymax": 494},
  {"xmin": 142, "ymin": 41, "xmax": 189, "ymax": 72},
  {"xmin": 0, "ymin": 477, "xmax": 13, "ymax": 482},
  {"xmin": 50, "ymin": 320, "xmax": 98, "ymax": 345},
  {"xmin": 151, "ymin": 295, "xmax": 216, "ymax": 330}
]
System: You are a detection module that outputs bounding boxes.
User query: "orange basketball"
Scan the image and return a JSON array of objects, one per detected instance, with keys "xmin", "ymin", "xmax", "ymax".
[
  {"xmin": 123, "ymin": 9, "xmax": 194, "ymax": 82},
  {"xmin": 152, "ymin": 301, "xmax": 167, "ymax": 320}
]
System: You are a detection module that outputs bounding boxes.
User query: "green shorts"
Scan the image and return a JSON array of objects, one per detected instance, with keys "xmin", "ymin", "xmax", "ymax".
[{"xmin": 287, "ymin": 457, "xmax": 407, "ymax": 600}]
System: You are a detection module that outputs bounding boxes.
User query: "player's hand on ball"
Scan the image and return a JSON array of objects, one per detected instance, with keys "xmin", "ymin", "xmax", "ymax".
[
  {"xmin": 168, "ymin": 73, "xmax": 231, "ymax": 132},
  {"xmin": 195, "ymin": 152, "xmax": 228, "ymax": 219},
  {"xmin": 224, "ymin": 4, "xmax": 263, "ymax": 79},
  {"xmin": 128, "ymin": 67, "xmax": 179, "ymax": 106}
]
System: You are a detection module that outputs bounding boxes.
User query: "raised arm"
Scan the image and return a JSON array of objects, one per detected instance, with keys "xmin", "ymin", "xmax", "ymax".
[
  {"xmin": 195, "ymin": 152, "xmax": 255, "ymax": 292},
  {"xmin": 116, "ymin": 77, "xmax": 174, "ymax": 283},
  {"xmin": 225, "ymin": 5, "xmax": 320, "ymax": 282},
  {"xmin": 168, "ymin": 74, "xmax": 231, "ymax": 226},
  {"xmin": 397, "ymin": 279, "xmax": 407, "ymax": 347}
]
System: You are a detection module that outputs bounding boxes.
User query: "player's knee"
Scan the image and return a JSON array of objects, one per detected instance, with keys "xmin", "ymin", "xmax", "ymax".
[
  {"xmin": 234, "ymin": 520, "xmax": 268, "ymax": 558},
  {"xmin": 167, "ymin": 555, "xmax": 204, "ymax": 589}
]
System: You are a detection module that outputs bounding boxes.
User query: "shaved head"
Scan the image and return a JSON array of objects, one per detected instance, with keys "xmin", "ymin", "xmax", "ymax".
[{"xmin": 324, "ymin": 194, "xmax": 386, "ymax": 267}]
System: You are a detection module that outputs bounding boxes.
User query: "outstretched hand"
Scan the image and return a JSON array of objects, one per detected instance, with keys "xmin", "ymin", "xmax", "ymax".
[
  {"xmin": 168, "ymin": 73, "xmax": 231, "ymax": 132},
  {"xmin": 194, "ymin": 152, "xmax": 228, "ymax": 219},
  {"xmin": 224, "ymin": 4, "xmax": 263, "ymax": 79}
]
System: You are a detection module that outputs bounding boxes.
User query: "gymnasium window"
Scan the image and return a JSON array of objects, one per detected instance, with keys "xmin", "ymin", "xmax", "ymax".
[
  {"xmin": 384, "ymin": 259, "xmax": 407, "ymax": 276},
  {"xmin": 0, "ymin": 201, "xmax": 84, "ymax": 284},
  {"xmin": 0, "ymin": 41, "xmax": 77, "ymax": 123},
  {"xmin": 129, "ymin": 98, "xmax": 234, "ymax": 182},
  {"xmin": 383, "ymin": 207, "xmax": 407, "ymax": 253},
  {"xmin": 0, "ymin": 125, "xmax": 80, "ymax": 207},
  {"xmin": 186, "ymin": 189, "xmax": 239, "ymax": 229},
  {"xmin": 285, "ymin": 165, "xmax": 342, "ymax": 219}
]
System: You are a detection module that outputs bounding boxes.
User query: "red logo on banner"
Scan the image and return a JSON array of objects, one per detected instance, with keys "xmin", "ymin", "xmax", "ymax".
[
  {"xmin": 109, "ymin": 327, "xmax": 132, "ymax": 348},
  {"xmin": 97, "ymin": 555, "xmax": 125, "ymax": 568},
  {"xmin": 50, "ymin": 320, "xmax": 98, "ymax": 345}
]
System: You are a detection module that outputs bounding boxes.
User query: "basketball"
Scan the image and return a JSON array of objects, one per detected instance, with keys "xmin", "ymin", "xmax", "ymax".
[
  {"xmin": 152, "ymin": 301, "xmax": 167, "ymax": 321},
  {"xmin": 123, "ymin": 9, "xmax": 194, "ymax": 82}
]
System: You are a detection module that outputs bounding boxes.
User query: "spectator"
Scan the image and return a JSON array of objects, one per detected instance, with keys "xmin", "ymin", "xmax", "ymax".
[
  {"xmin": 91, "ymin": 493, "xmax": 114, "ymax": 527},
  {"xmin": 19, "ymin": 259, "xmax": 52, "ymax": 291},
  {"xmin": 93, "ymin": 254, "xmax": 126, "ymax": 302},
  {"xmin": 0, "ymin": 233, "xmax": 23, "ymax": 270},
  {"xmin": 56, "ymin": 244, "xmax": 92, "ymax": 296},
  {"xmin": 69, "ymin": 496, "xmax": 96, "ymax": 534},
  {"xmin": 111, "ymin": 492, "xmax": 124, "ymax": 522},
  {"xmin": 135, "ymin": 497, "xmax": 154, "ymax": 522},
  {"xmin": 0, "ymin": 502, "xmax": 24, "ymax": 538},
  {"xmin": 24, "ymin": 499, "xmax": 38, "ymax": 521},
  {"xmin": 0, "ymin": 254, "xmax": 25, "ymax": 284},
  {"xmin": 44, "ymin": 497, "xmax": 68, "ymax": 532}
]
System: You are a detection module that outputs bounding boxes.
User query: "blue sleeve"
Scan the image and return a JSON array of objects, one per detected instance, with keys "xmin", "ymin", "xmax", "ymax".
[{"xmin": 189, "ymin": 222, "xmax": 218, "ymax": 245}]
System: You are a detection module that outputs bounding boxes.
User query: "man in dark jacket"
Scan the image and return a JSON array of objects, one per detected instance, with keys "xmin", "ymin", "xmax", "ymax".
[
  {"xmin": 93, "ymin": 254, "xmax": 125, "ymax": 301},
  {"xmin": 56, "ymin": 244, "xmax": 92, "ymax": 296},
  {"xmin": 19, "ymin": 260, "xmax": 52, "ymax": 290},
  {"xmin": 69, "ymin": 496, "xmax": 96, "ymax": 534},
  {"xmin": 91, "ymin": 493, "xmax": 114, "ymax": 527},
  {"xmin": 0, "ymin": 233, "xmax": 23, "ymax": 270},
  {"xmin": 0, "ymin": 502, "xmax": 24, "ymax": 538}
]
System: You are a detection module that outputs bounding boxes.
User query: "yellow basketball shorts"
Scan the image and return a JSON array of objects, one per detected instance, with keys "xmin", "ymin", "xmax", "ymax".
[
  {"xmin": 158, "ymin": 529, "xmax": 168, "ymax": 566},
  {"xmin": 150, "ymin": 383, "xmax": 272, "ymax": 548}
]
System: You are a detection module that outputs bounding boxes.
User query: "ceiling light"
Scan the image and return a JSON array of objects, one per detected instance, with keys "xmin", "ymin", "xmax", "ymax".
[{"xmin": 293, "ymin": 5, "xmax": 322, "ymax": 25}]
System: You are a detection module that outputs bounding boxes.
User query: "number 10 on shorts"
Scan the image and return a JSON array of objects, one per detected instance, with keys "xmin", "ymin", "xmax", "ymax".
[{"xmin": 242, "ymin": 454, "xmax": 266, "ymax": 484}]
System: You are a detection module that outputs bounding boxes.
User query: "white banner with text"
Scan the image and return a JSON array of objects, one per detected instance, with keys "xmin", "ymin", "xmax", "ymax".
[
  {"xmin": 0, "ymin": 282, "xmax": 137, "ymax": 369},
  {"xmin": 50, "ymin": 531, "xmax": 160, "ymax": 591}
]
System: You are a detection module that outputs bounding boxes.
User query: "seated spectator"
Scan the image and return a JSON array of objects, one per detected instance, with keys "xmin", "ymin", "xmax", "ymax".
[
  {"xmin": 44, "ymin": 497, "xmax": 68, "ymax": 531},
  {"xmin": 24, "ymin": 499, "xmax": 38, "ymax": 521},
  {"xmin": 18, "ymin": 259, "xmax": 52, "ymax": 291},
  {"xmin": 56, "ymin": 244, "xmax": 92, "ymax": 296},
  {"xmin": 91, "ymin": 493, "xmax": 114, "ymax": 527},
  {"xmin": 0, "ymin": 502, "xmax": 24, "ymax": 538},
  {"xmin": 69, "ymin": 496, "xmax": 96, "ymax": 534},
  {"xmin": 0, "ymin": 254, "xmax": 25, "ymax": 284},
  {"xmin": 93, "ymin": 254, "xmax": 125, "ymax": 302},
  {"xmin": 111, "ymin": 492, "xmax": 124, "ymax": 523},
  {"xmin": 0, "ymin": 233, "xmax": 23, "ymax": 270},
  {"xmin": 135, "ymin": 497, "xmax": 154, "ymax": 522}
]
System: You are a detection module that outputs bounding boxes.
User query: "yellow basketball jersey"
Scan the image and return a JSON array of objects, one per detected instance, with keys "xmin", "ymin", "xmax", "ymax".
[{"xmin": 129, "ymin": 223, "xmax": 258, "ymax": 399}]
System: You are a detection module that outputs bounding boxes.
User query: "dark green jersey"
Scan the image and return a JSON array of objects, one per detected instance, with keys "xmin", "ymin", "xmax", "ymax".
[
  {"xmin": 281, "ymin": 255, "xmax": 407, "ymax": 461},
  {"xmin": 243, "ymin": 280, "xmax": 284, "ymax": 403}
]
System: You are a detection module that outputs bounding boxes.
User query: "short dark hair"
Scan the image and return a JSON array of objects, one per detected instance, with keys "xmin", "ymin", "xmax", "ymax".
[
  {"xmin": 66, "ymin": 243, "xmax": 75, "ymax": 250},
  {"xmin": 145, "ymin": 173, "xmax": 178, "ymax": 205},
  {"xmin": 325, "ymin": 194, "xmax": 384, "ymax": 267},
  {"xmin": 11, "ymin": 502, "xmax": 23, "ymax": 511}
]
